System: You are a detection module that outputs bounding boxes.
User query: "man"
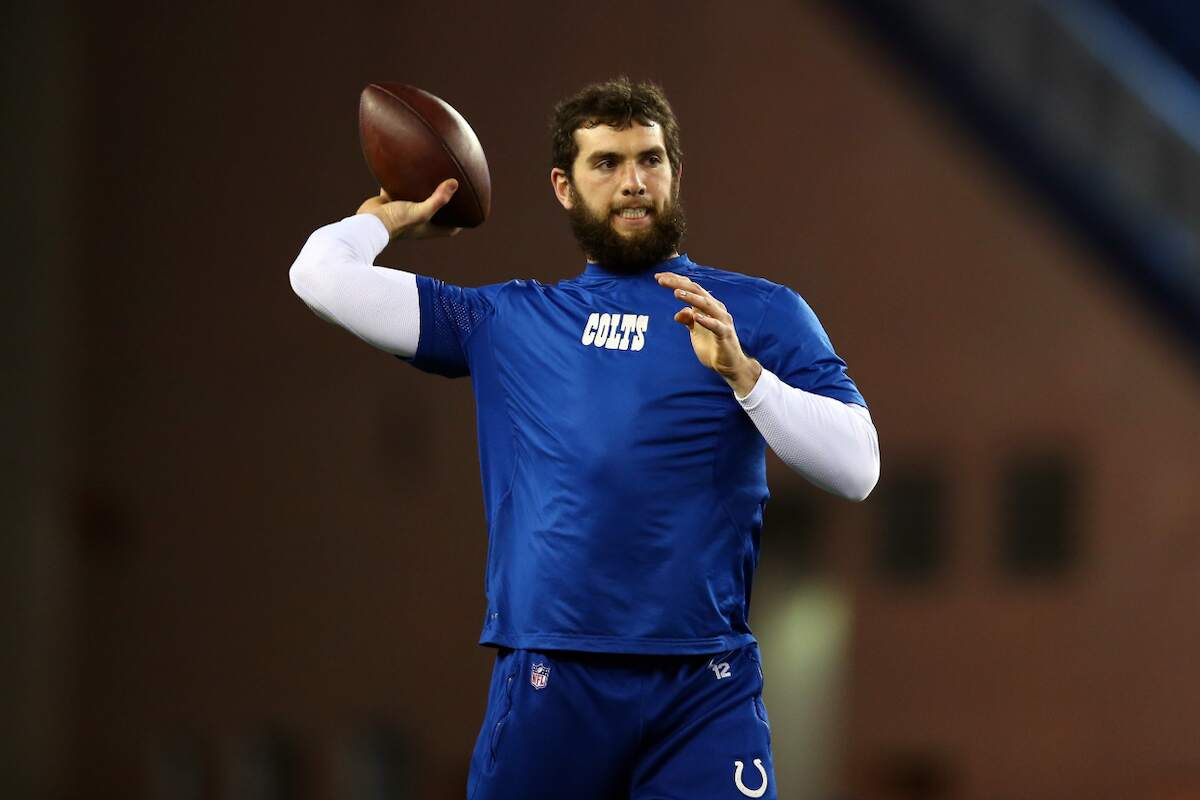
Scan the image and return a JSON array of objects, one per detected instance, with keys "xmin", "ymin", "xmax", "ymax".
[{"xmin": 290, "ymin": 77, "xmax": 879, "ymax": 800}]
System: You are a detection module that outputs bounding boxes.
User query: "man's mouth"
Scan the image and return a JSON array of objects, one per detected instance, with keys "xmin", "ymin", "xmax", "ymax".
[{"xmin": 614, "ymin": 207, "xmax": 651, "ymax": 220}]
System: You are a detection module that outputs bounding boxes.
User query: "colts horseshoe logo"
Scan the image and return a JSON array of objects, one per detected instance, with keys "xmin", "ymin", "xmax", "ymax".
[{"xmin": 733, "ymin": 758, "xmax": 768, "ymax": 798}]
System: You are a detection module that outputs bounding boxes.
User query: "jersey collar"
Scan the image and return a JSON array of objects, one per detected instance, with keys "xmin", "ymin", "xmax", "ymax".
[{"xmin": 581, "ymin": 253, "xmax": 694, "ymax": 279}]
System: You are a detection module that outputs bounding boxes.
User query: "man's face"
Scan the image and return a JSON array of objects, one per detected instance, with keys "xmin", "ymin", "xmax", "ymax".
[{"xmin": 552, "ymin": 122, "xmax": 686, "ymax": 274}]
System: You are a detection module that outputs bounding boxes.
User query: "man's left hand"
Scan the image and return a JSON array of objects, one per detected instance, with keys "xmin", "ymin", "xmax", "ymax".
[{"xmin": 656, "ymin": 272, "xmax": 762, "ymax": 397}]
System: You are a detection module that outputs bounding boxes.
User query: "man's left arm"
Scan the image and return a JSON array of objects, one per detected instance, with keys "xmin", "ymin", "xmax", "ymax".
[
  {"xmin": 732, "ymin": 367, "xmax": 879, "ymax": 501},
  {"xmin": 656, "ymin": 272, "xmax": 880, "ymax": 502}
]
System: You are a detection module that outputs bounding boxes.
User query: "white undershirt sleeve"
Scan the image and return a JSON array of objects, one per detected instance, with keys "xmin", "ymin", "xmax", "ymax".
[
  {"xmin": 288, "ymin": 214, "xmax": 421, "ymax": 356},
  {"xmin": 735, "ymin": 367, "xmax": 880, "ymax": 501}
]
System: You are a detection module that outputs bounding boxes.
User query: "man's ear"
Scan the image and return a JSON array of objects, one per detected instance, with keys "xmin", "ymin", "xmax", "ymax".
[{"xmin": 551, "ymin": 167, "xmax": 574, "ymax": 210}]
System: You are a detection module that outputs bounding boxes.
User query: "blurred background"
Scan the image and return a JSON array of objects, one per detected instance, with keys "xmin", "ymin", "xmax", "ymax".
[{"xmin": 5, "ymin": 0, "xmax": 1200, "ymax": 797}]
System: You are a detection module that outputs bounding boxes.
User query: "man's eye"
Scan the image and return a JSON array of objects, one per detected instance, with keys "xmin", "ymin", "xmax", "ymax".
[
  {"xmin": 597, "ymin": 159, "xmax": 615, "ymax": 169},
  {"xmin": 646, "ymin": 155, "xmax": 662, "ymax": 166}
]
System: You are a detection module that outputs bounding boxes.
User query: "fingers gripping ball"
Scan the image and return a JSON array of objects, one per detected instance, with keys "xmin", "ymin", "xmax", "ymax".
[{"xmin": 358, "ymin": 83, "xmax": 492, "ymax": 228}]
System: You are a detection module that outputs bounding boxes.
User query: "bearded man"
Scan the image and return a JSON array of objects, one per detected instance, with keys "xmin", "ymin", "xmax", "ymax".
[{"xmin": 289, "ymin": 76, "xmax": 879, "ymax": 800}]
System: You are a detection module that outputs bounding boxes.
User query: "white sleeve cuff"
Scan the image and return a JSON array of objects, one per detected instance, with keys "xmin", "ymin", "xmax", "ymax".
[
  {"xmin": 337, "ymin": 213, "xmax": 391, "ymax": 259},
  {"xmin": 734, "ymin": 367, "xmax": 769, "ymax": 406}
]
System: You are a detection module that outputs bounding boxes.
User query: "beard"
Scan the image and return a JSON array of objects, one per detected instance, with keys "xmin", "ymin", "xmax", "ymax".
[{"xmin": 566, "ymin": 183, "xmax": 687, "ymax": 275}]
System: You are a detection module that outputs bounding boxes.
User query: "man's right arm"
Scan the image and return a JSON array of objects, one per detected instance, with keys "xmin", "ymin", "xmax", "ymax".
[
  {"xmin": 287, "ymin": 179, "xmax": 461, "ymax": 357},
  {"xmin": 289, "ymin": 214, "xmax": 423, "ymax": 355}
]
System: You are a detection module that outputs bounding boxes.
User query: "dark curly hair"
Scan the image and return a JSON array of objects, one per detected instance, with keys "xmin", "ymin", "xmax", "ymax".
[{"xmin": 550, "ymin": 76, "xmax": 683, "ymax": 179}]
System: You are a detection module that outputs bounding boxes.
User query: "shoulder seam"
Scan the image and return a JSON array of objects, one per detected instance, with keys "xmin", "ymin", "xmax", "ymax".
[
  {"xmin": 688, "ymin": 264, "xmax": 781, "ymax": 302},
  {"xmin": 747, "ymin": 284, "xmax": 786, "ymax": 353}
]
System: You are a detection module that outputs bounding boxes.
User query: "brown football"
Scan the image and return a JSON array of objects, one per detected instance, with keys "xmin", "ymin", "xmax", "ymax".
[{"xmin": 358, "ymin": 83, "xmax": 491, "ymax": 228}]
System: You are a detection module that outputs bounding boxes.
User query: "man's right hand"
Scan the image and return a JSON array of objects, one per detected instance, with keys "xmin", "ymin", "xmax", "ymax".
[{"xmin": 356, "ymin": 178, "xmax": 462, "ymax": 240}]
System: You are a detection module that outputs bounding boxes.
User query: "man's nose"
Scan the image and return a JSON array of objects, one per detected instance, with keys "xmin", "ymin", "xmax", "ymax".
[{"xmin": 620, "ymin": 163, "xmax": 647, "ymax": 195}]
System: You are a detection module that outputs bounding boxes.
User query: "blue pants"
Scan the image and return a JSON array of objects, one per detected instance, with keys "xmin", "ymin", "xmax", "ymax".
[{"xmin": 467, "ymin": 643, "xmax": 776, "ymax": 800}]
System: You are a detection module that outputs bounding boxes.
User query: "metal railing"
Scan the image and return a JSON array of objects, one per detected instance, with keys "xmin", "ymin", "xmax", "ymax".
[{"xmin": 838, "ymin": 0, "xmax": 1200, "ymax": 357}]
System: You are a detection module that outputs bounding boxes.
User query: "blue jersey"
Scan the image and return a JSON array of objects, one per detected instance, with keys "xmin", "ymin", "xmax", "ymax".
[{"xmin": 408, "ymin": 254, "xmax": 864, "ymax": 655}]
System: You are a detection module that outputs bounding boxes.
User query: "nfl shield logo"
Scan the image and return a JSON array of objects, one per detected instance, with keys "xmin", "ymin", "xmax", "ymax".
[{"xmin": 530, "ymin": 662, "xmax": 550, "ymax": 690}]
